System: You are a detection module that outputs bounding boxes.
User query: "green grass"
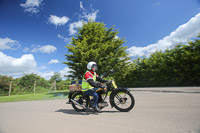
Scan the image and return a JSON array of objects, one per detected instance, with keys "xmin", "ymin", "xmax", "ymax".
[{"xmin": 0, "ymin": 91, "xmax": 69, "ymax": 102}]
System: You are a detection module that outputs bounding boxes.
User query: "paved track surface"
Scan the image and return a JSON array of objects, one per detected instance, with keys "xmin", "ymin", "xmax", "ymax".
[{"xmin": 0, "ymin": 87, "xmax": 200, "ymax": 133}]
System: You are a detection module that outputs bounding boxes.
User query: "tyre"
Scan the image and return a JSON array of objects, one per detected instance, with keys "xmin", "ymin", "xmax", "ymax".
[
  {"xmin": 71, "ymin": 92, "xmax": 89, "ymax": 112},
  {"xmin": 110, "ymin": 89, "xmax": 135, "ymax": 112}
]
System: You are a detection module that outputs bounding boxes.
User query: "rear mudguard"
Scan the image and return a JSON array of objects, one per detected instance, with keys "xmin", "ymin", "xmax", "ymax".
[
  {"xmin": 68, "ymin": 91, "xmax": 82, "ymax": 103},
  {"xmin": 109, "ymin": 88, "xmax": 131, "ymax": 107}
]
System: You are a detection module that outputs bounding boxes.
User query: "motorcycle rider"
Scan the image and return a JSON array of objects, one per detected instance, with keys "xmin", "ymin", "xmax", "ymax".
[{"xmin": 82, "ymin": 61, "xmax": 107, "ymax": 112}]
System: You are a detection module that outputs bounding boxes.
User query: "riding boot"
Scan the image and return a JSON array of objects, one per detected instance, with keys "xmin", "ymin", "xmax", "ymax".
[{"xmin": 93, "ymin": 106, "xmax": 101, "ymax": 113}]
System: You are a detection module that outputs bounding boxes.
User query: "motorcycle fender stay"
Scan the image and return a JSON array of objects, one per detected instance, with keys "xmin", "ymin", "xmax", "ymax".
[{"xmin": 109, "ymin": 88, "xmax": 130, "ymax": 107}]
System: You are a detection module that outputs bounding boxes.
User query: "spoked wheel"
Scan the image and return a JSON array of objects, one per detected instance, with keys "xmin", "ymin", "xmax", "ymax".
[
  {"xmin": 71, "ymin": 92, "xmax": 89, "ymax": 112},
  {"xmin": 111, "ymin": 90, "xmax": 135, "ymax": 112}
]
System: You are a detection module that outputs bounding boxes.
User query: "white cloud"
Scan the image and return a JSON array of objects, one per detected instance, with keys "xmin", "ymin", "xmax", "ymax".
[
  {"xmin": 0, "ymin": 50, "xmax": 69, "ymax": 80},
  {"xmin": 0, "ymin": 52, "xmax": 37, "ymax": 77},
  {"xmin": 23, "ymin": 47, "xmax": 30, "ymax": 52},
  {"xmin": 31, "ymin": 45, "xmax": 57, "ymax": 54},
  {"xmin": 0, "ymin": 51, "xmax": 70, "ymax": 80},
  {"xmin": 59, "ymin": 67, "xmax": 71, "ymax": 78},
  {"xmin": 57, "ymin": 34, "xmax": 71, "ymax": 43},
  {"xmin": 115, "ymin": 36, "xmax": 119, "ymax": 39},
  {"xmin": 0, "ymin": 37, "xmax": 20, "ymax": 50},
  {"xmin": 69, "ymin": 20, "xmax": 85, "ymax": 35},
  {"xmin": 68, "ymin": 2, "xmax": 99, "ymax": 36},
  {"xmin": 37, "ymin": 67, "xmax": 71, "ymax": 80},
  {"xmin": 155, "ymin": 2, "xmax": 160, "ymax": 6},
  {"xmin": 83, "ymin": 10, "xmax": 99, "ymax": 21},
  {"xmin": 127, "ymin": 12, "xmax": 200, "ymax": 58},
  {"xmin": 80, "ymin": 1, "xmax": 85, "ymax": 10},
  {"xmin": 40, "ymin": 66, "xmax": 47, "ymax": 69},
  {"xmin": 37, "ymin": 71, "xmax": 54, "ymax": 80},
  {"xmin": 20, "ymin": 0, "xmax": 43, "ymax": 14},
  {"xmin": 48, "ymin": 59, "xmax": 59, "ymax": 64},
  {"xmin": 79, "ymin": 2, "xmax": 99, "ymax": 21},
  {"xmin": 48, "ymin": 15, "xmax": 69, "ymax": 27}
]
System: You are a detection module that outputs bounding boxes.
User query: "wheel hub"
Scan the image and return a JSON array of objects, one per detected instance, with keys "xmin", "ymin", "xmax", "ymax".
[
  {"xmin": 78, "ymin": 99, "xmax": 83, "ymax": 104},
  {"xmin": 120, "ymin": 98, "xmax": 127, "ymax": 104}
]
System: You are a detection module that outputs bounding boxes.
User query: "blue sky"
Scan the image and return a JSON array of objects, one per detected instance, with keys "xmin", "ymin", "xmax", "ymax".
[{"xmin": 0, "ymin": 0, "xmax": 200, "ymax": 79}]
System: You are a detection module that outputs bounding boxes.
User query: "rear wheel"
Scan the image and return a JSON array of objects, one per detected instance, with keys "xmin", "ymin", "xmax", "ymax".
[
  {"xmin": 71, "ymin": 92, "xmax": 89, "ymax": 112},
  {"xmin": 110, "ymin": 90, "xmax": 135, "ymax": 112}
]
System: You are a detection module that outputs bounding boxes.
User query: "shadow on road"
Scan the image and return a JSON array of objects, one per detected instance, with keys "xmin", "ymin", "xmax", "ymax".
[{"xmin": 56, "ymin": 109, "xmax": 119, "ymax": 115}]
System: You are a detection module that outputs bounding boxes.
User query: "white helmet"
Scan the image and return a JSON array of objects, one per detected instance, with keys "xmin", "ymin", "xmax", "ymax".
[{"xmin": 87, "ymin": 61, "xmax": 97, "ymax": 71}]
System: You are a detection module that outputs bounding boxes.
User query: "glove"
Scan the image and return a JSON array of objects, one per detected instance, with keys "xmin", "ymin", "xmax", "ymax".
[{"xmin": 101, "ymin": 85, "xmax": 107, "ymax": 93}]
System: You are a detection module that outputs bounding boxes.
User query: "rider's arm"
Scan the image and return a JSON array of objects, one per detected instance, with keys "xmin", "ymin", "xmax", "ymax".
[
  {"xmin": 87, "ymin": 79, "xmax": 103, "ymax": 88},
  {"xmin": 96, "ymin": 76, "xmax": 108, "ymax": 83}
]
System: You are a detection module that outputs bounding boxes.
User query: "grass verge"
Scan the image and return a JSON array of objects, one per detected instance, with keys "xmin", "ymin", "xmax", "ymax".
[{"xmin": 0, "ymin": 91, "xmax": 69, "ymax": 102}]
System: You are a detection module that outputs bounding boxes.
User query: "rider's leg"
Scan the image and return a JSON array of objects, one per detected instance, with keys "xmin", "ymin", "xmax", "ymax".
[
  {"xmin": 93, "ymin": 88, "xmax": 103, "ymax": 102},
  {"xmin": 83, "ymin": 89, "xmax": 99, "ymax": 107}
]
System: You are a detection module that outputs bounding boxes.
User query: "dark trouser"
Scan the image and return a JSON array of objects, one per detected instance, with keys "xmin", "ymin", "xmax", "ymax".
[{"xmin": 83, "ymin": 89, "xmax": 99, "ymax": 108}]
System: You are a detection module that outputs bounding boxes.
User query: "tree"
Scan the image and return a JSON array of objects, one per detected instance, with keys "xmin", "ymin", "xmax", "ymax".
[
  {"xmin": 0, "ymin": 75, "xmax": 13, "ymax": 96},
  {"xmin": 18, "ymin": 73, "xmax": 48, "ymax": 92},
  {"xmin": 0, "ymin": 75, "xmax": 12, "ymax": 90},
  {"xmin": 64, "ymin": 21, "xmax": 131, "ymax": 82},
  {"xmin": 49, "ymin": 72, "xmax": 62, "ymax": 83}
]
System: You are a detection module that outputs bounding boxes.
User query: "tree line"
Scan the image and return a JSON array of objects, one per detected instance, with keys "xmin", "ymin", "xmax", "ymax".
[
  {"xmin": 0, "ymin": 73, "xmax": 70, "ymax": 96},
  {"xmin": 122, "ymin": 40, "xmax": 200, "ymax": 87}
]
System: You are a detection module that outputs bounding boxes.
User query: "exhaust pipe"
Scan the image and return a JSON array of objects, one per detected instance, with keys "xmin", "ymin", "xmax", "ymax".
[{"xmin": 71, "ymin": 99, "xmax": 86, "ymax": 109}]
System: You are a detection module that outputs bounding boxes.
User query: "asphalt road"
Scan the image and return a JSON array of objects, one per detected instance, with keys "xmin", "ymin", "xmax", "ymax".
[{"xmin": 0, "ymin": 87, "xmax": 200, "ymax": 133}]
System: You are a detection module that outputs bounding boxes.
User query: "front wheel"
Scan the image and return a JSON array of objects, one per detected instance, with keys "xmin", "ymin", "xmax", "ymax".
[{"xmin": 110, "ymin": 89, "xmax": 135, "ymax": 112}]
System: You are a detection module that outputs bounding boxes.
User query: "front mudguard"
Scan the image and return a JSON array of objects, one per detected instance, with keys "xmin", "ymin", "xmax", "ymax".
[{"xmin": 109, "ymin": 88, "xmax": 131, "ymax": 107}]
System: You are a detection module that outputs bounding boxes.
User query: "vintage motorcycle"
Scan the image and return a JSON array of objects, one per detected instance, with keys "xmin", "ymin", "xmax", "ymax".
[{"xmin": 68, "ymin": 80, "xmax": 135, "ymax": 112}]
